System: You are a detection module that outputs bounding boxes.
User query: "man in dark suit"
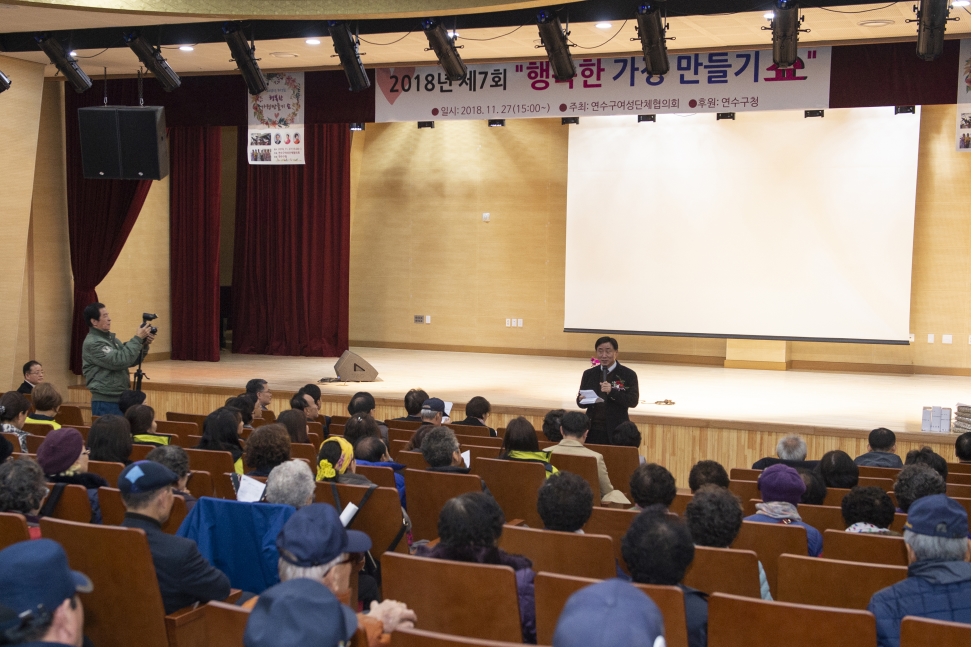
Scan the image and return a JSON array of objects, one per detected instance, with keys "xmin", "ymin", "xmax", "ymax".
[
  {"xmin": 391, "ymin": 388, "xmax": 428, "ymax": 422},
  {"xmin": 576, "ymin": 337, "xmax": 639, "ymax": 446},
  {"xmin": 118, "ymin": 461, "xmax": 230, "ymax": 613},
  {"xmin": 18, "ymin": 360, "xmax": 44, "ymax": 395},
  {"xmin": 454, "ymin": 396, "xmax": 497, "ymax": 437}
]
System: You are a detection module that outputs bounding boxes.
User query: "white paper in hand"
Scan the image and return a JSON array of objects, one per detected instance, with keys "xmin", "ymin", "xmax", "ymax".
[
  {"xmin": 579, "ymin": 389, "xmax": 604, "ymax": 405},
  {"xmin": 444, "ymin": 401, "xmax": 454, "ymax": 416},
  {"xmin": 461, "ymin": 450, "xmax": 471, "ymax": 468},
  {"xmin": 339, "ymin": 503, "xmax": 359, "ymax": 527},
  {"xmin": 236, "ymin": 475, "xmax": 266, "ymax": 502}
]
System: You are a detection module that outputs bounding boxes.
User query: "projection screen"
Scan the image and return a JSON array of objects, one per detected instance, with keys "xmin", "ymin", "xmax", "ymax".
[{"xmin": 563, "ymin": 108, "xmax": 921, "ymax": 344}]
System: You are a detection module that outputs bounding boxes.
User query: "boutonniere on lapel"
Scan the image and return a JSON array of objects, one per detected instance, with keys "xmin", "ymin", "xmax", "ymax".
[{"xmin": 611, "ymin": 378, "xmax": 627, "ymax": 391}]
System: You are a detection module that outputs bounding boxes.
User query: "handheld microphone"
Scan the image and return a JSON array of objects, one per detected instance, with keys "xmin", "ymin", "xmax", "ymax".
[{"xmin": 601, "ymin": 365, "xmax": 608, "ymax": 383}]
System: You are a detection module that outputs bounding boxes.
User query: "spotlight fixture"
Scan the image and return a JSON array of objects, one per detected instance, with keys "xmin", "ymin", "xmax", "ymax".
[
  {"xmin": 561, "ymin": 116, "xmax": 579, "ymax": 125},
  {"xmin": 418, "ymin": 121, "xmax": 435, "ymax": 128},
  {"xmin": 350, "ymin": 122, "xmax": 364, "ymax": 131},
  {"xmin": 488, "ymin": 119, "xmax": 505, "ymax": 127},
  {"xmin": 912, "ymin": 0, "xmax": 956, "ymax": 61},
  {"xmin": 536, "ymin": 10, "xmax": 576, "ymax": 81},
  {"xmin": 635, "ymin": 2, "xmax": 670, "ymax": 76},
  {"xmin": 34, "ymin": 33, "xmax": 92, "ymax": 93},
  {"xmin": 222, "ymin": 22, "xmax": 267, "ymax": 95},
  {"xmin": 0, "ymin": 68, "xmax": 10, "ymax": 93},
  {"xmin": 422, "ymin": 18, "xmax": 467, "ymax": 82},
  {"xmin": 123, "ymin": 31, "xmax": 181, "ymax": 92},
  {"xmin": 767, "ymin": 0, "xmax": 804, "ymax": 68},
  {"xmin": 328, "ymin": 21, "xmax": 370, "ymax": 92},
  {"xmin": 895, "ymin": 105, "xmax": 916, "ymax": 114},
  {"xmin": 804, "ymin": 109, "xmax": 824, "ymax": 118},
  {"xmin": 638, "ymin": 114, "xmax": 656, "ymax": 122},
  {"xmin": 716, "ymin": 112, "xmax": 736, "ymax": 120}
]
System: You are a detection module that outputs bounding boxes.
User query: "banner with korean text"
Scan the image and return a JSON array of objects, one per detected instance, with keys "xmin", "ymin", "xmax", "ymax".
[
  {"xmin": 247, "ymin": 72, "xmax": 305, "ymax": 164},
  {"xmin": 957, "ymin": 39, "xmax": 970, "ymax": 152},
  {"xmin": 375, "ymin": 47, "xmax": 831, "ymax": 122}
]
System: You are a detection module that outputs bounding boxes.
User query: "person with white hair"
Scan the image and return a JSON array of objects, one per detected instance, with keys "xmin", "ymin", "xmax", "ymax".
[
  {"xmin": 264, "ymin": 460, "xmax": 315, "ymax": 509},
  {"xmin": 751, "ymin": 434, "xmax": 819, "ymax": 470}
]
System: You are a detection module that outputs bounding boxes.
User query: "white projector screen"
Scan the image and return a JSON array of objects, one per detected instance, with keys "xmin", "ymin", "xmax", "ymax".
[{"xmin": 564, "ymin": 108, "xmax": 921, "ymax": 344}]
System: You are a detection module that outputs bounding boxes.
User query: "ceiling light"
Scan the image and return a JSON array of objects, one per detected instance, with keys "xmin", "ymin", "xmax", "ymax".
[
  {"xmin": 350, "ymin": 122, "xmax": 364, "ymax": 131},
  {"xmin": 178, "ymin": 45, "xmax": 194, "ymax": 51},
  {"xmin": 804, "ymin": 109, "xmax": 824, "ymax": 118},
  {"xmin": 764, "ymin": 12, "xmax": 775, "ymax": 19},
  {"xmin": 857, "ymin": 19, "xmax": 895, "ymax": 27},
  {"xmin": 595, "ymin": 22, "xmax": 612, "ymax": 29},
  {"xmin": 35, "ymin": 33, "xmax": 92, "ymax": 93},
  {"xmin": 636, "ymin": 2, "xmax": 670, "ymax": 76},
  {"xmin": 329, "ymin": 21, "xmax": 370, "ymax": 92},
  {"xmin": 306, "ymin": 39, "xmax": 321, "ymax": 45},
  {"xmin": 69, "ymin": 50, "xmax": 78, "ymax": 57},
  {"xmin": 270, "ymin": 52, "xmax": 299, "ymax": 58},
  {"xmin": 447, "ymin": 30, "xmax": 459, "ymax": 38},
  {"xmin": 222, "ymin": 21, "xmax": 267, "ymax": 95},
  {"xmin": 638, "ymin": 114, "xmax": 656, "ymax": 122},
  {"xmin": 418, "ymin": 121, "xmax": 435, "ymax": 128},
  {"xmin": 537, "ymin": 10, "xmax": 576, "ymax": 81},
  {"xmin": 124, "ymin": 30, "xmax": 181, "ymax": 92},
  {"xmin": 422, "ymin": 18, "xmax": 467, "ymax": 82},
  {"xmin": 488, "ymin": 119, "xmax": 505, "ymax": 127}
]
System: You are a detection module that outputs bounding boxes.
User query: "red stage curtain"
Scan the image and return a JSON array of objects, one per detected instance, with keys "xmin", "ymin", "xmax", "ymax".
[
  {"xmin": 169, "ymin": 126, "xmax": 223, "ymax": 361},
  {"xmin": 65, "ymin": 82, "xmax": 152, "ymax": 374},
  {"xmin": 231, "ymin": 124, "xmax": 350, "ymax": 357}
]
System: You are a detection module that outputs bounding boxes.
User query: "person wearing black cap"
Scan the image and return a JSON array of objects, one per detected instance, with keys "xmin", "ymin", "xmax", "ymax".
[
  {"xmin": 0, "ymin": 539, "xmax": 92, "ymax": 647},
  {"xmin": 576, "ymin": 337, "xmax": 639, "ymax": 446},
  {"xmin": 118, "ymin": 461, "xmax": 230, "ymax": 614}
]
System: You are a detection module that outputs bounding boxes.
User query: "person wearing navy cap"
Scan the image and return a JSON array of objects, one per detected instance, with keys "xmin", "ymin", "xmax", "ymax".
[
  {"xmin": 868, "ymin": 494, "xmax": 971, "ymax": 647},
  {"xmin": 244, "ymin": 578, "xmax": 356, "ymax": 647},
  {"xmin": 117, "ymin": 461, "xmax": 230, "ymax": 614},
  {"xmin": 0, "ymin": 539, "xmax": 92, "ymax": 647},
  {"xmin": 553, "ymin": 579, "xmax": 666, "ymax": 647}
]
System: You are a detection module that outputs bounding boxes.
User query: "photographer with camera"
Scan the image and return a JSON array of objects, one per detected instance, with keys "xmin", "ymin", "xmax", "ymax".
[{"xmin": 81, "ymin": 302, "xmax": 156, "ymax": 417}]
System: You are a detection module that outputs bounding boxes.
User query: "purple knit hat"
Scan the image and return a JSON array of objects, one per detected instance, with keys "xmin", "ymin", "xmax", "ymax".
[
  {"xmin": 757, "ymin": 464, "xmax": 806, "ymax": 506},
  {"xmin": 36, "ymin": 428, "xmax": 84, "ymax": 475}
]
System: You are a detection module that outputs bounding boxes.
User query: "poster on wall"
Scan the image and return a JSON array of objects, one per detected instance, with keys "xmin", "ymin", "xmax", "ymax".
[
  {"xmin": 957, "ymin": 39, "xmax": 970, "ymax": 152},
  {"xmin": 374, "ymin": 47, "xmax": 831, "ymax": 123},
  {"xmin": 247, "ymin": 72, "xmax": 305, "ymax": 164}
]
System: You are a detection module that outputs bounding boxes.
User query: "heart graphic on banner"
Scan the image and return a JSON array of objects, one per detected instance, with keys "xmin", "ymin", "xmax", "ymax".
[{"xmin": 376, "ymin": 67, "xmax": 414, "ymax": 106}]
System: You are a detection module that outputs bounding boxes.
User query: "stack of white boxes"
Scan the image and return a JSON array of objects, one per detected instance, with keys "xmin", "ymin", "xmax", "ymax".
[
  {"xmin": 921, "ymin": 406, "xmax": 953, "ymax": 432},
  {"xmin": 955, "ymin": 404, "xmax": 971, "ymax": 434}
]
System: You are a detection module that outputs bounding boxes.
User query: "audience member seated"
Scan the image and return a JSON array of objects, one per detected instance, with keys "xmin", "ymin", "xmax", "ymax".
[
  {"xmin": 796, "ymin": 467, "xmax": 827, "ymax": 505},
  {"xmin": 542, "ymin": 409, "xmax": 566, "ymax": 442},
  {"xmin": 688, "ymin": 460, "xmax": 730, "ymax": 493},
  {"xmin": 611, "ymin": 422, "xmax": 644, "ymax": 459},
  {"xmin": 893, "ymin": 464, "xmax": 947, "ymax": 513},
  {"xmin": 417, "ymin": 397, "xmax": 446, "ymax": 431},
  {"xmin": 270, "ymin": 503, "xmax": 416, "ymax": 645},
  {"xmin": 854, "ymin": 428, "xmax": 903, "ymax": 468},
  {"xmin": 0, "ymin": 458, "xmax": 48, "ymax": 538},
  {"xmin": 290, "ymin": 393, "xmax": 320, "ymax": 424},
  {"xmin": 25, "ymin": 383, "xmax": 63, "ymax": 430},
  {"xmin": 0, "ymin": 391, "xmax": 31, "ymax": 452},
  {"xmin": 354, "ymin": 436, "xmax": 407, "ymax": 507},
  {"xmin": 630, "ymin": 463, "xmax": 676, "ymax": 511},
  {"xmin": 842, "ymin": 486, "xmax": 898, "ymax": 535},
  {"xmin": 552, "ymin": 579, "xmax": 665, "ymax": 647},
  {"xmin": 146, "ymin": 445, "xmax": 197, "ymax": 511},
  {"xmin": 421, "ymin": 426, "xmax": 475, "ymax": 472},
  {"xmin": 224, "ymin": 395, "xmax": 257, "ymax": 429},
  {"xmin": 118, "ymin": 461, "xmax": 230, "ymax": 613},
  {"xmin": 957, "ymin": 432, "xmax": 971, "ymax": 464},
  {"xmin": 117, "ymin": 388, "xmax": 147, "ymax": 415},
  {"xmin": 0, "ymin": 435, "xmax": 13, "ymax": 462},
  {"xmin": 686, "ymin": 485, "xmax": 772, "ymax": 600},
  {"xmin": 816, "ymin": 450, "xmax": 859, "ymax": 489},
  {"xmin": 86, "ymin": 415, "xmax": 133, "ymax": 465},
  {"xmin": 265, "ymin": 460, "xmax": 316, "ymax": 509},
  {"xmin": 751, "ymin": 434, "xmax": 818, "ymax": 470},
  {"xmin": 347, "ymin": 392, "xmax": 389, "ymax": 442},
  {"xmin": 17, "ymin": 360, "xmax": 44, "ymax": 395},
  {"xmin": 391, "ymin": 388, "xmax": 428, "ymax": 422},
  {"xmin": 500, "ymin": 417, "xmax": 559, "ymax": 477},
  {"xmin": 316, "ymin": 437, "xmax": 373, "ymax": 486},
  {"xmin": 196, "ymin": 408, "xmax": 244, "ymax": 474},
  {"xmin": 416, "ymin": 492, "xmax": 536, "ymax": 643},
  {"xmin": 905, "ymin": 446, "xmax": 949, "ymax": 480},
  {"xmin": 125, "ymin": 405, "xmax": 170, "ymax": 446},
  {"xmin": 622, "ymin": 505, "xmax": 707, "ymax": 647},
  {"xmin": 0, "ymin": 539, "xmax": 92, "ymax": 647},
  {"xmin": 277, "ymin": 409, "xmax": 310, "ymax": 444},
  {"xmin": 246, "ymin": 379, "xmax": 273, "ymax": 414},
  {"xmin": 536, "ymin": 472, "xmax": 593, "ymax": 533},
  {"xmin": 344, "ymin": 413, "xmax": 382, "ymax": 449},
  {"xmin": 37, "ymin": 428, "xmax": 107, "ymax": 524},
  {"xmin": 868, "ymin": 494, "xmax": 971, "ymax": 647},
  {"xmin": 244, "ymin": 578, "xmax": 358, "ymax": 647},
  {"xmin": 745, "ymin": 464, "xmax": 823, "ymax": 557},
  {"xmin": 244, "ymin": 424, "xmax": 291, "ymax": 477},
  {"xmin": 548, "ymin": 412, "xmax": 630, "ymax": 506},
  {"xmin": 455, "ymin": 396, "xmax": 497, "ymax": 436}
]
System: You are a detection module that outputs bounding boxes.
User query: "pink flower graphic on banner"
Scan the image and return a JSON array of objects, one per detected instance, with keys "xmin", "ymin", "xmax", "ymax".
[{"xmin": 376, "ymin": 67, "xmax": 415, "ymax": 106}]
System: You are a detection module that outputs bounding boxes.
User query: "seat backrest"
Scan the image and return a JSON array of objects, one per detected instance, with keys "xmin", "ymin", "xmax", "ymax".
[
  {"xmin": 0, "ymin": 512, "xmax": 30, "ymax": 549},
  {"xmin": 731, "ymin": 468, "xmax": 763, "ymax": 481},
  {"xmin": 129, "ymin": 444, "xmax": 154, "ymax": 460},
  {"xmin": 708, "ymin": 592, "xmax": 877, "ymax": 647},
  {"xmin": 947, "ymin": 462, "xmax": 971, "ymax": 474},
  {"xmin": 472, "ymin": 458, "xmax": 546, "ymax": 528},
  {"xmin": 389, "ymin": 627, "xmax": 526, "ymax": 647},
  {"xmin": 307, "ymin": 421, "xmax": 323, "ymax": 437},
  {"xmin": 183, "ymin": 449, "xmax": 236, "ymax": 497},
  {"xmin": 823, "ymin": 487, "xmax": 852, "ymax": 507},
  {"xmin": 389, "ymin": 427, "xmax": 414, "ymax": 444},
  {"xmin": 858, "ymin": 477, "xmax": 894, "ymax": 491},
  {"xmin": 396, "ymin": 450, "xmax": 429, "ymax": 471},
  {"xmin": 498, "ymin": 525, "xmax": 615, "ymax": 579},
  {"xmin": 314, "ymin": 482, "xmax": 408, "ymax": 556},
  {"xmin": 55, "ymin": 405, "xmax": 86, "ymax": 427},
  {"xmin": 821, "ymin": 529, "xmax": 908, "ymax": 566},
  {"xmin": 777, "ymin": 554, "xmax": 907, "ymax": 609},
  {"xmin": 387, "ymin": 419, "xmax": 422, "ymax": 431},
  {"xmin": 900, "ymin": 615, "xmax": 972, "ymax": 647},
  {"xmin": 355, "ymin": 464, "xmax": 398, "ymax": 489},
  {"xmin": 586, "ymin": 443, "xmax": 641, "ymax": 499},
  {"xmin": 403, "ymin": 469, "xmax": 483, "ymax": 541},
  {"xmin": 45, "ymin": 482, "xmax": 93, "ymax": 523},
  {"xmin": 533, "ymin": 572, "xmax": 688, "ymax": 647},
  {"xmin": 946, "ymin": 472, "xmax": 970, "ymax": 485},
  {"xmin": 464, "ymin": 445, "xmax": 502, "ymax": 464},
  {"xmin": 455, "ymin": 434, "xmax": 502, "ymax": 448},
  {"xmin": 381, "ymin": 552, "xmax": 524, "ymax": 643},
  {"xmin": 307, "ymin": 432, "xmax": 322, "ymax": 449},
  {"xmin": 186, "ymin": 470, "xmax": 215, "ymax": 499},
  {"xmin": 683, "ymin": 545, "xmax": 761, "ymax": 598},
  {"xmin": 23, "ymin": 422, "xmax": 55, "ymax": 435},
  {"xmin": 730, "ymin": 521, "xmax": 808, "ymax": 598},
  {"xmin": 582, "ymin": 506, "xmax": 638, "ymax": 575},
  {"xmin": 290, "ymin": 443, "xmax": 317, "ymax": 463},
  {"xmin": 670, "ymin": 491, "xmax": 692, "ymax": 515},
  {"xmin": 87, "ymin": 460, "xmax": 125, "ymax": 486},
  {"xmin": 449, "ymin": 424, "xmax": 492, "ymax": 438},
  {"xmin": 857, "ymin": 466, "xmax": 901, "ymax": 480},
  {"xmin": 98, "ymin": 487, "xmax": 188, "ymax": 533},
  {"xmin": 946, "ymin": 483, "xmax": 971, "ymax": 498},
  {"xmin": 797, "ymin": 504, "xmax": 847, "ymax": 534},
  {"xmin": 1, "ymin": 432, "xmax": 21, "ymax": 451},
  {"xmin": 729, "ymin": 480, "xmax": 760, "ymax": 505},
  {"xmin": 548, "ymin": 453, "xmax": 600, "ymax": 500},
  {"xmin": 25, "ymin": 434, "xmax": 47, "ymax": 453},
  {"xmin": 204, "ymin": 601, "xmax": 250, "ymax": 647},
  {"xmin": 155, "ymin": 420, "xmax": 199, "ymax": 445},
  {"xmin": 39, "ymin": 518, "xmax": 170, "ymax": 647},
  {"xmin": 165, "ymin": 412, "xmax": 207, "ymax": 433},
  {"xmin": 390, "ymin": 438, "xmax": 410, "ymax": 459}
]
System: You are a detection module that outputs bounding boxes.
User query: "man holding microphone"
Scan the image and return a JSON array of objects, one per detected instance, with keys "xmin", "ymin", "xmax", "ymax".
[{"xmin": 576, "ymin": 336, "xmax": 639, "ymax": 446}]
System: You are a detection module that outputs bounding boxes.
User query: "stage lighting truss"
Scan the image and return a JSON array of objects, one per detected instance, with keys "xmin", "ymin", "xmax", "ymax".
[
  {"xmin": 762, "ymin": 0, "xmax": 809, "ymax": 68},
  {"xmin": 422, "ymin": 18, "xmax": 467, "ymax": 82},
  {"xmin": 34, "ymin": 33, "xmax": 92, "ymax": 93},
  {"xmin": 123, "ymin": 31, "xmax": 181, "ymax": 92},
  {"xmin": 909, "ymin": 0, "xmax": 959, "ymax": 61},
  {"xmin": 328, "ymin": 21, "xmax": 370, "ymax": 92},
  {"xmin": 222, "ymin": 22, "xmax": 267, "ymax": 95},
  {"xmin": 536, "ymin": 10, "xmax": 576, "ymax": 81},
  {"xmin": 633, "ymin": 2, "xmax": 671, "ymax": 76}
]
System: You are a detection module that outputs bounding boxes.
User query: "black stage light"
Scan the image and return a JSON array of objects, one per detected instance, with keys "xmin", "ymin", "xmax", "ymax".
[
  {"xmin": 913, "ymin": 0, "xmax": 955, "ymax": 61},
  {"xmin": 328, "ymin": 21, "xmax": 370, "ymax": 92},
  {"xmin": 350, "ymin": 122, "xmax": 365, "ymax": 131},
  {"xmin": 34, "ymin": 33, "xmax": 92, "ymax": 93},
  {"xmin": 638, "ymin": 114, "xmax": 656, "ymax": 122},
  {"xmin": 635, "ymin": 2, "xmax": 669, "ymax": 76},
  {"xmin": 804, "ymin": 109, "xmax": 824, "ymax": 118},
  {"xmin": 716, "ymin": 112, "xmax": 735, "ymax": 120},
  {"xmin": 488, "ymin": 119, "xmax": 505, "ymax": 127},
  {"xmin": 769, "ymin": 0, "xmax": 802, "ymax": 68},
  {"xmin": 561, "ymin": 116, "xmax": 579, "ymax": 125},
  {"xmin": 422, "ymin": 18, "xmax": 467, "ymax": 82},
  {"xmin": 0, "ymin": 68, "xmax": 10, "ymax": 93},
  {"xmin": 418, "ymin": 121, "xmax": 435, "ymax": 128},
  {"xmin": 222, "ymin": 22, "xmax": 267, "ymax": 95},
  {"xmin": 895, "ymin": 105, "xmax": 916, "ymax": 115},
  {"xmin": 537, "ymin": 10, "xmax": 576, "ymax": 81},
  {"xmin": 123, "ymin": 31, "xmax": 181, "ymax": 92}
]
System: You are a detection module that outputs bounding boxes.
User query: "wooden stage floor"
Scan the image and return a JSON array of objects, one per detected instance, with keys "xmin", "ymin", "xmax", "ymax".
[{"xmin": 139, "ymin": 347, "xmax": 970, "ymax": 434}]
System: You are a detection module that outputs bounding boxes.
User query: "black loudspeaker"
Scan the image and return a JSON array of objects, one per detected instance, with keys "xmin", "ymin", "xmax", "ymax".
[
  {"xmin": 334, "ymin": 350, "xmax": 379, "ymax": 382},
  {"xmin": 78, "ymin": 106, "xmax": 169, "ymax": 180}
]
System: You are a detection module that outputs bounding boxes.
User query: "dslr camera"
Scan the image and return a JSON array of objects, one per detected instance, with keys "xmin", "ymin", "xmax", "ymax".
[{"xmin": 142, "ymin": 312, "xmax": 159, "ymax": 335}]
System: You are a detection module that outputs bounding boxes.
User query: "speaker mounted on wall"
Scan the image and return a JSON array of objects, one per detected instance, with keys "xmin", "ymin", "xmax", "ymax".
[{"xmin": 78, "ymin": 105, "xmax": 169, "ymax": 180}]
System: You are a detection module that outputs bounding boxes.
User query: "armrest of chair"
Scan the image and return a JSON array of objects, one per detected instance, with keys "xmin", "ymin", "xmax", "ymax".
[
  {"xmin": 164, "ymin": 605, "xmax": 208, "ymax": 647},
  {"xmin": 506, "ymin": 519, "xmax": 528, "ymax": 527},
  {"xmin": 224, "ymin": 589, "xmax": 243, "ymax": 604}
]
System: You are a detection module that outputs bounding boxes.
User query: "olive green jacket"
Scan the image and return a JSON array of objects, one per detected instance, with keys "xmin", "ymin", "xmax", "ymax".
[{"xmin": 81, "ymin": 327, "xmax": 147, "ymax": 402}]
